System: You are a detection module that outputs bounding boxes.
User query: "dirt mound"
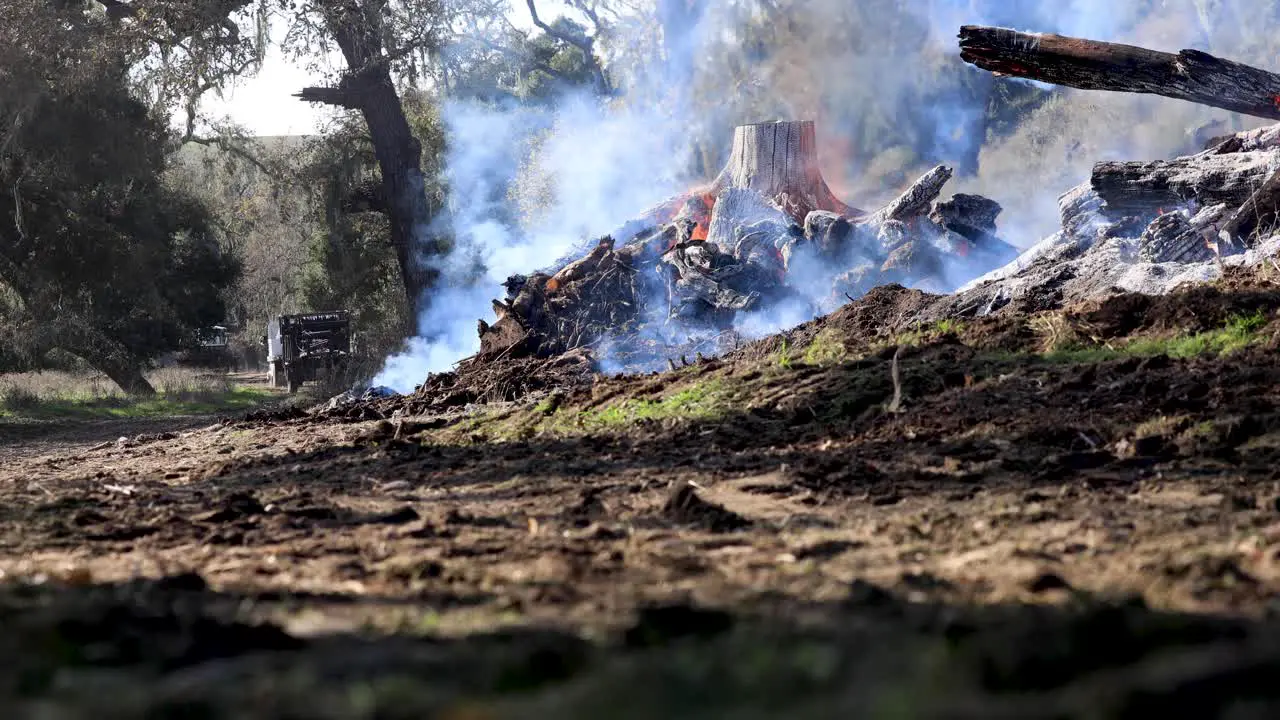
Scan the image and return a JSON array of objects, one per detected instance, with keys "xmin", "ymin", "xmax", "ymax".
[{"xmin": 1076, "ymin": 285, "xmax": 1280, "ymax": 339}]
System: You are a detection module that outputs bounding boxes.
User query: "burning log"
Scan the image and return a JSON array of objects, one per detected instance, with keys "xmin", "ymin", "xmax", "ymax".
[{"xmin": 958, "ymin": 26, "xmax": 1280, "ymax": 122}]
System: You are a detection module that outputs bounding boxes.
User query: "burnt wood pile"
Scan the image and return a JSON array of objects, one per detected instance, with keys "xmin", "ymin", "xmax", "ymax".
[
  {"xmin": 943, "ymin": 27, "xmax": 1280, "ymax": 314},
  {"xmin": 478, "ymin": 120, "xmax": 1017, "ymax": 367}
]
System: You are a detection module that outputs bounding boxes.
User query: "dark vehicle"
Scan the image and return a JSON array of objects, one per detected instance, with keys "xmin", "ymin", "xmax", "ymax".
[{"xmin": 266, "ymin": 311, "xmax": 351, "ymax": 393}]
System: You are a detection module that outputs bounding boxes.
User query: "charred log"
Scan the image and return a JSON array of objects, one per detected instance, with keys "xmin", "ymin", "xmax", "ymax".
[
  {"xmin": 1091, "ymin": 152, "xmax": 1279, "ymax": 220},
  {"xmin": 931, "ymin": 194, "xmax": 1002, "ymax": 242},
  {"xmin": 1137, "ymin": 212, "xmax": 1214, "ymax": 264},
  {"xmin": 867, "ymin": 166, "xmax": 954, "ymax": 227},
  {"xmin": 1220, "ymin": 168, "xmax": 1280, "ymax": 244},
  {"xmin": 959, "ymin": 25, "xmax": 1280, "ymax": 122}
]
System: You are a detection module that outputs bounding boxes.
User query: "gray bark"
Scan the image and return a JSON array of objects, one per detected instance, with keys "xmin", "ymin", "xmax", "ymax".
[{"xmin": 1092, "ymin": 151, "xmax": 1280, "ymax": 219}]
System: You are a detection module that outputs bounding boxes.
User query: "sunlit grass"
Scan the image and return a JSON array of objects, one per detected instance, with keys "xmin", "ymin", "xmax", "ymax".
[
  {"xmin": 0, "ymin": 368, "xmax": 277, "ymax": 419},
  {"xmin": 1042, "ymin": 311, "xmax": 1269, "ymax": 363}
]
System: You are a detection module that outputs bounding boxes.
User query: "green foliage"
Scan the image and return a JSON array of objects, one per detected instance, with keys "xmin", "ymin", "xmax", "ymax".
[
  {"xmin": 774, "ymin": 340, "xmax": 794, "ymax": 369},
  {"xmin": 0, "ymin": 3, "xmax": 238, "ymax": 389}
]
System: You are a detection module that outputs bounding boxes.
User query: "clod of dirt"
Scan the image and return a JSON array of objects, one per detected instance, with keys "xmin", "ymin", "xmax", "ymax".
[
  {"xmin": 367, "ymin": 506, "xmax": 421, "ymax": 525},
  {"xmin": 1027, "ymin": 572, "xmax": 1073, "ymax": 594},
  {"xmin": 846, "ymin": 578, "xmax": 901, "ymax": 608},
  {"xmin": 197, "ymin": 492, "xmax": 265, "ymax": 524},
  {"xmin": 623, "ymin": 604, "xmax": 735, "ymax": 648},
  {"xmin": 562, "ymin": 488, "xmax": 610, "ymax": 528},
  {"xmin": 153, "ymin": 572, "xmax": 209, "ymax": 593},
  {"xmin": 240, "ymin": 407, "xmax": 308, "ymax": 424},
  {"xmin": 1226, "ymin": 494, "xmax": 1258, "ymax": 512},
  {"xmin": 792, "ymin": 455, "xmax": 887, "ymax": 496},
  {"xmin": 662, "ymin": 481, "xmax": 751, "ymax": 532},
  {"xmin": 445, "ymin": 509, "xmax": 515, "ymax": 529}
]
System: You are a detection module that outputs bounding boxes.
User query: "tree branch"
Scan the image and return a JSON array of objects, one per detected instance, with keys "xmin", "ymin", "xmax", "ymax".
[
  {"xmin": 525, "ymin": 0, "xmax": 610, "ymax": 95},
  {"xmin": 182, "ymin": 135, "xmax": 275, "ymax": 176},
  {"xmin": 295, "ymin": 85, "xmax": 365, "ymax": 109}
]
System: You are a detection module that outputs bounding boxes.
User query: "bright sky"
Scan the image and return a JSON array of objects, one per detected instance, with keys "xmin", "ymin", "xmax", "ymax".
[{"xmin": 203, "ymin": 1, "xmax": 561, "ymax": 136}]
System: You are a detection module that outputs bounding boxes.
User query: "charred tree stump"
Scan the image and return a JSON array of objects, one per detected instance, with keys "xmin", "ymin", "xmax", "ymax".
[
  {"xmin": 625, "ymin": 120, "xmax": 863, "ymax": 240},
  {"xmin": 711, "ymin": 121, "xmax": 861, "ymax": 219},
  {"xmin": 958, "ymin": 25, "xmax": 1280, "ymax": 122}
]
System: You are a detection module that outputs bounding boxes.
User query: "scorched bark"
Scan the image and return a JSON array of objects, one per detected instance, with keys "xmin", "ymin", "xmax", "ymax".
[{"xmin": 958, "ymin": 25, "xmax": 1280, "ymax": 122}]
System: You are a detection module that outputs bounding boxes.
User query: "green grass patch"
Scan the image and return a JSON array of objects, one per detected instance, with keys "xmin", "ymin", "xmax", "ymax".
[
  {"xmin": 934, "ymin": 319, "xmax": 964, "ymax": 335},
  {"xmin": 1043, "ymin": 311, "xmax": 1269, "ymax": 364},
  {"xmin": 774, "ymin": 340, "xmax": 794, "ymax": 370},
  {"xmin": 802, "ymin": 329, "xmax": 848, "ymax": 366},
  {"xmin": 548, "ymin": 379, "xmax": 731, "ymax": 432}
]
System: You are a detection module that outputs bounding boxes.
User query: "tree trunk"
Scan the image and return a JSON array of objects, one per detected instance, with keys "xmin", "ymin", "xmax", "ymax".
[
  {"xmin": 958, "ymin": 25, "xmax": 1280, "ymax": 122},
  {"xmin": 85, "ymin": 351, "xmax": 156, "ymax": 396},
  {"xmin": 52, "ymin": 322, "xmax": 156, "ymax": 395},
  {"xmin": 297, "ymin": 5, "xmax": 441, "ymax": 315},
  {"xmin": 712, "ymin": 120, "xmax": 862, "ymax": 220}
]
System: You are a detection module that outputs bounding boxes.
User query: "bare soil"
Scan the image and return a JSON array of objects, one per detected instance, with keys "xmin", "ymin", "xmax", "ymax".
[{"xmin": 6, "ymin": 279, "xmax": 1280, "ymax": 717}]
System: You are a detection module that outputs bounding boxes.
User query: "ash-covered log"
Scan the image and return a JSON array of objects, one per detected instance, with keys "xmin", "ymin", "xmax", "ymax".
[
  {"xmin": 958, "ymin": 25, "xmax": 1280, "ymax": 122},
  {"xmin": 1091, "ymin": 152, "xmax": 1279, "ymax": 219},
  {"xmin": 1221, "ymin": 168, "xmax": 1280, "ymax": 243}
]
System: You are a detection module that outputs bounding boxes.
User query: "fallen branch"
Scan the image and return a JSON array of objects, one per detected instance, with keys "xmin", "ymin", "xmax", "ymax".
[
  {"xmin": 959, "ymin": 25, "xmax": 1280, "ymax": 121},
  {"xmin": 887, "ymin": 346, "xmax": 904, "ymax": 414},
  {"xmin": 866, "ymin": 166, "xmax": 954, "ymax": 226}
]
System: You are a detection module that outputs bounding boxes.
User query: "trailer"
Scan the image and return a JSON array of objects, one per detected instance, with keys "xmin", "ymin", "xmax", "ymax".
[{"xmin": 266, "ymin": 311, "xmax": 351, "ymax": 393}]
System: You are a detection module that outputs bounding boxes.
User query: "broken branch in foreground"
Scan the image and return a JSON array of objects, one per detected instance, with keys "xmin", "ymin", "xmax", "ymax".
[{"xmin": 958, "ymin": 25, "xmax": 1280, "ymax": 122}]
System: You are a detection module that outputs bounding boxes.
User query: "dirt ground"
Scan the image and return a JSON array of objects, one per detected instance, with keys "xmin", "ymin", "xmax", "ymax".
[{"xmin": 6, "ymin": 280, "xmax": 1280, "ymax": 717}]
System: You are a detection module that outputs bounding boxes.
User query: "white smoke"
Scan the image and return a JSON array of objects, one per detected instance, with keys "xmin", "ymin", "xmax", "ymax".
[{"xmin": 376, "ymin": 0, "xmax": 1280, "ymax": 392}]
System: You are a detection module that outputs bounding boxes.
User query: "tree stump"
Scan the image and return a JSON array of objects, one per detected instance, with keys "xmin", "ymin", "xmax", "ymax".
[
  {"xmin": 621, "ymin": 120, "xmax": 863, "ymax": 244},
  {"xmin": 712, "ymin": 120, "xmax": 861, "ymax": 220}
]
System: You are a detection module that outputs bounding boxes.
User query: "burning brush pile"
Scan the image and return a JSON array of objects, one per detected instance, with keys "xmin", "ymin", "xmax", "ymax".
[
  {"xmin": 344, "ymin": 25, "xmax": 1280, "ymax": 419},
  {"xmin": 477, "ymin": 120, "xmax": 1018, "ymax": 370}
]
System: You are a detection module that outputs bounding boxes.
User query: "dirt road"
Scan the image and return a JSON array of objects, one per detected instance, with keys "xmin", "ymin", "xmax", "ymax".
[{"xmin": 4, "ymin": 281, "xmax": 1280, "ymax": 717}]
